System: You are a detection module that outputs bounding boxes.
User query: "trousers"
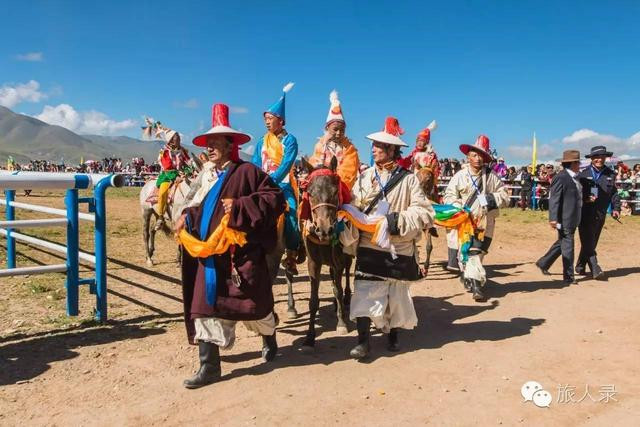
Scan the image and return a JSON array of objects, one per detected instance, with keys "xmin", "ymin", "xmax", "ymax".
[{"xmin": 537, "ymin": 228, "xmax": 576, "ymax": 281}]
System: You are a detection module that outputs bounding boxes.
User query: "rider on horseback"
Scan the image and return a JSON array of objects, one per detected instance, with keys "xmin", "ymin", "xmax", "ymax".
[
  {"xmin": 251, "ymin": 82, "xmax": 303, "ymax": 275},
  {"xmin": 142, "ymin": 118, "xmax": 193, "ymax": 224},
  {"xmin": 308, "ymin": 90, "xmax": 360, "ymax": 190}
]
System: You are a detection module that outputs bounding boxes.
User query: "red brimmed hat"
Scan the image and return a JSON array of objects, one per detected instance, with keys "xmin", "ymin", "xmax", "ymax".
[
  {"xmin": 460, "ymin": 135, "xmax": 493, "ymax": 163},
  {"xmin": 193, "ymin": 104, "xmax": 252, "ymax": 148}
]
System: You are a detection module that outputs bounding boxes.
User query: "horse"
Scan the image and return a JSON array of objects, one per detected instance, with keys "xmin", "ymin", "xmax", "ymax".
[
  {"xmin": 139, "ymin": 177, "xmax": 195, "ymax": 266},
  {"xmin": 415, "ymin": 166, "xmax": 439, "ymax": 276},
  {"xmin": 298, "ymin": 156, "xmax": 353, "ymax": 351}
]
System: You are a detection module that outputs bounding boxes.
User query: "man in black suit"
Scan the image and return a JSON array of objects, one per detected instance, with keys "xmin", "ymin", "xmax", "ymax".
[
  {"xmin": 575, "ymin": 146, "xmax": 621, "ymax": 279},
  {"xmin": 536, "ymin": 150, "xmax": 583, "ymax": 284}
]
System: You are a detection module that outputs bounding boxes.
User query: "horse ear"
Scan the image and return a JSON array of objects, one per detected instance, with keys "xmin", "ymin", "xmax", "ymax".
[
  {"xmin": 300, "ymin": 156, "xmax": 314, "ymax": 174},
  {"xmin": 329, "ymin": 155, "xmax": 338, "ymax": 173}
]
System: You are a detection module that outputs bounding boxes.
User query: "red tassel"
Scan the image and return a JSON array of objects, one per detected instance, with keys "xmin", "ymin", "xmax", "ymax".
[{"xmin": 384, "ymin": 117, "xmax": 404, "ymax": 136}]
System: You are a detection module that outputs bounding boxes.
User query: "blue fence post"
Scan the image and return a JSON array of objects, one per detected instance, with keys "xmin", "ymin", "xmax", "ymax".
[
  {"xmin": 5, "ymin": 189, "xmax": 16, "ymax": 269},
  {"xmin": 65, "ymin": 189, "xmax": 80, "ymax": 316},
  {"xmin": 94, "ymin": 176, "xmax": 111, "ymax": 322}
]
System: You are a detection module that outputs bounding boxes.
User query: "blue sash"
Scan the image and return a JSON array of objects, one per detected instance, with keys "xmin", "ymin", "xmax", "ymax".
[{"xmin": 197, "ymin": 170, "xmax": 228, "ymax": 306}]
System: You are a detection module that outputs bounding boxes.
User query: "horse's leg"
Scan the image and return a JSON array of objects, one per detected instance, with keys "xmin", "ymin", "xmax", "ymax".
[
  {"xmin": 343, "ymin": 255, "xmax": 353, "ymax": 308},
  {"xmin": 302, "ymin": 258, "xmax": 321, "ymax": 352},
  {"xmin": 286, "ymin": 266, "xmax": 297, "ymax": 319},
  {"xmin": 149, "ymin": 213, "xmax": 158, "ymax": 263},
  {"xmin": 425, "ymin": 232, "xmax": 433, "ymax": 276},
  {"xmin": 143, "ymin": 208, "xmax": 154, "ymax": 266},
  {"xmin": 331, "ymin": 265, "xmax": 348, "ymax": 335}
]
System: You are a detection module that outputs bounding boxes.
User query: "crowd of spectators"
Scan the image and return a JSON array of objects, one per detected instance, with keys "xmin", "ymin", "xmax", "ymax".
[
  {"xmin": 3, "ymin": 154, "xmax": 640, "ymax": 213},
  {"xmin": 3, "ymin": 157, "xmax": 162, "ymax": 177}
]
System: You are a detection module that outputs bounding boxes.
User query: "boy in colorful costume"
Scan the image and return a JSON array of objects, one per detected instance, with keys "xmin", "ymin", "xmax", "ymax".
[
  {"xmin": 142, "ymin": 118, "xmax": 193, "ymax": 220},
  {"xmin": 251, "ymin": 82, "xmax": 301, "ymax": 274},
  {"xmin": 308, "ymin": 90, "xmax": 360, "ymax": 190},
  {"xmin": 399, "ymin": 120, "xmax": 440, "ymax": 177},
  {"xmin": 176, "ymin": 104, "xmax": 285, "ymax": 389},
  {"xmin": 348, "ymin": 117, "xmax": 434, "ymax": 358},
  {"xmin": 443, "ymin": 135, "xmax": 509, "ymax": 301}
]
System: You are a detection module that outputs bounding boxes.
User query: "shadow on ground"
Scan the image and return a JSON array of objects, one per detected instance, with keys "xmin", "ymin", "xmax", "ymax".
[
  {"xmin": 0, "ymin": 313, "xmax": 179, "ymax": 386},
  {"xmin": 218, "ymin": 293, "xmax": 545, "ymax": 381}
]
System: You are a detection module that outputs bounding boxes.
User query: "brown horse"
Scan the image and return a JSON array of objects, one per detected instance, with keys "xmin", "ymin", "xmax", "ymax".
[
  {"xmin": 415, "ymin": 166, "xmax": 439, "ymax": 276},
  {"xmin": 299, "ymin": 156, "xmax": 352, "ymax": 351}
]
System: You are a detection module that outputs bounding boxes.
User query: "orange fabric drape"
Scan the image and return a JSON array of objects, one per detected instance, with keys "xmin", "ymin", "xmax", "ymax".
[
  {"xmin": 178, "ymin": 213, "xmax": 247, "ymax": 258},
  {"xmin": 308, "ymin": 137, "xmax": 360, "ymax": 190}
]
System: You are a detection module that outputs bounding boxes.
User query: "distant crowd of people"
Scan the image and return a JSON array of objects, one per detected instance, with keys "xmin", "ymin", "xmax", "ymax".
[
  {"xmin": 3, "ymin": 156, "xmax": 163, "ymax": 176},
  {"xmin": 2, "ymin": 153, "xmax": 639, "ymax": 214}
]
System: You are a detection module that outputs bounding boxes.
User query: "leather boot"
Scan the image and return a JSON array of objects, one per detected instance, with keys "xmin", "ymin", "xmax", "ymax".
[
  {"xmin": 349, "ymin": 317, "xmax": 371, "ymax": 359},
  {"xmin": 471, "ymin": 280, "xmax": 485, "ymax": 301},
  {"xmin": 183, "ymin": 342, "xmax": 221, "ymax": 389},
  {"xmin": 261, "ymin": 332, "xmax": 278, "ymax": 362},
  {"xmin": 589, "ymin": 256, "xmax": 604, "ymax": 280},
  {"xmin": 388, "ymin": 328, "xmax": 400, "ymax": 352}
]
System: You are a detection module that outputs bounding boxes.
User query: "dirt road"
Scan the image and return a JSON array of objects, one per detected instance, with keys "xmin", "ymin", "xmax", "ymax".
[{"xmin": 1, "ymin": 190, "xmax": 639, "ymax": 425}]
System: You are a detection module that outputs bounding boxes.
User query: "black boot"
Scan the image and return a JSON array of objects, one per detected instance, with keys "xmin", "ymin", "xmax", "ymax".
[
  {"xmin": 589, "ymin": 256, "xmax": 604, "ymax": 280},
  {"xmin": 575, "ymin": 264, "xmax": 586, "ymax": 276},
  {"xmin": 388, "ymin": 328, "xmax": 400, "ymax": 352},
  {"xmin": 350, "ymin": 317, "xmax": 371, "ymax": 359},
  {"xmin": 183, "ymin": 342, "xmax": 221, "ymax": 389},
  {"xmin": 262, "ymin": 332, "xmax": 278, "ymax": 362},
  {"xmin": 471, "ymin": 280, "xmax": 485, "ymax": 301}
]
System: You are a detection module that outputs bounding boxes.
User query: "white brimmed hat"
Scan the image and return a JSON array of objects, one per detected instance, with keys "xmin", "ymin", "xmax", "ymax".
[
  {"xmin": 366, "ymin": 116, "xmax": 408, "ymax": 147},
  {"xmin": 193, "ymin": 104, "xmax": 252, "ymax": 147}
]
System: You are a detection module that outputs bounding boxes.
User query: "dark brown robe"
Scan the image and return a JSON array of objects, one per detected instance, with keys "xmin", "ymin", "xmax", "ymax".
[{"xmin": 181, "ymin": 161, "xmax": 285, "ymax": 344}]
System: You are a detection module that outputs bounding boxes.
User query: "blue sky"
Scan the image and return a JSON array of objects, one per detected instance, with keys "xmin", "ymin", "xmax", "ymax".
[{"xmin": 2, "ymin": 0, "xmax": 639, "ymax": 163}]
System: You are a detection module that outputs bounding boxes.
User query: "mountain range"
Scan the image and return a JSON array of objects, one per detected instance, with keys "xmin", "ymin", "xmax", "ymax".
[{"xmin": 0, "ymin": 106, "xmax": 186, "ymax": 165}]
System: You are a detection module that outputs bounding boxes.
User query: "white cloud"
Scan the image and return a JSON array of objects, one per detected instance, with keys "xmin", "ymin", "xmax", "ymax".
[
  {"xmin": 35, "ymin": 103, "xmax": 137, "ymax": 135},
  {"xmin": 173, "ymin": 98, "xmax": 199, "ymax": 109},
  {"xmin": 0, "ymin": 80, "xmax": 47, "ymax": 108},
  {"xmin": 505, "ymin": 129, "xmax": 640, "ymax": 163},
  {"xmin": 15, "ymin": 52, "xmax": 44, "ymax": 62},
  {"xmin": 561, "ymin": 128, "xmax": 640, "ymax": 157},
  {"xmin": 230, "ymin": 106, "xmax": 249, "ymax": 114}
]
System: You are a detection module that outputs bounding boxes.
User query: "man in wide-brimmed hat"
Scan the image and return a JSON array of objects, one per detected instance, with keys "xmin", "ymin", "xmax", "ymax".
[
  {"xmin": 443, "ymin": 135, "xmax": 510, "ymax": 301},
  {"xmin": 348, "ymin": 117, "xmax": 434, "ymax": 359},
  {"xmin": 536, "ymin": 150, "xmax": 583, "ymax": 284},
  {"xmin": 575, "ymin": 145, "xmax": 621, "ymax": 279},
  {"xmin": 175, "ymin": 104, "xmax": 285, "ymax": 389}
]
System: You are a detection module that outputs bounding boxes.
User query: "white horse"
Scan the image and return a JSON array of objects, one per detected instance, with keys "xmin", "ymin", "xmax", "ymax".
[{"xmin": 139, "ymin": 178, "xmax": 194, "ymax": 266}]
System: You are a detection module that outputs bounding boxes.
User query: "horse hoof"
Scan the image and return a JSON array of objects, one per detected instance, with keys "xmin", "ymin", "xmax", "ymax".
[
  {"xmin": 286, "ymin": 308, "xmax": 298, "ymax": 319},
  {"xmin": 300, "ymin": 345, "xmax": 315, "ymax": 354},
  {"xmin": 146, "ymin": 259, "xmax": 154, "ymax": 267},
  {"xmin": 336, "ymin": 326, "xmax": 349, "ymax": 336}
]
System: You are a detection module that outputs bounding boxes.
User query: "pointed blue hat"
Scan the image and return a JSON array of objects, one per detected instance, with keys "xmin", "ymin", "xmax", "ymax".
[{"xmin": 264, "ymin": 82, "xmax": 294, "ymax": 124}]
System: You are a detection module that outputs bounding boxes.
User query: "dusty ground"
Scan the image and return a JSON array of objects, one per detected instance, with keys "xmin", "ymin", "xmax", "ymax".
[{"xmin": 1, "ymin": 188, "xmax": 639, "ymax": 426}]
